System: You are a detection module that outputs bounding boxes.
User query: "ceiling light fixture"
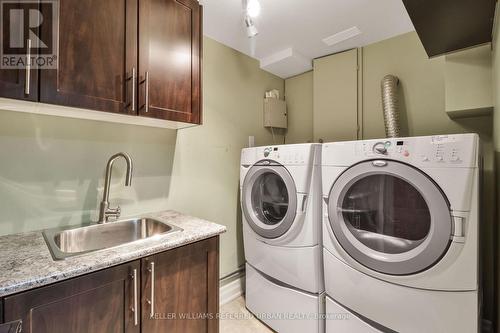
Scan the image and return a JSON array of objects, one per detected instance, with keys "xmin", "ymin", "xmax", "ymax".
[
  {"xmin": 245, "ymin": 15, "xmax": 258, "ymax": 38},
  {"xmin": 243, "ymin": 0, "xmax": 259, "ymax": 38},
  {"xmin": 246, "ymin": 0, "xmax": 261, "ymax": 18}
]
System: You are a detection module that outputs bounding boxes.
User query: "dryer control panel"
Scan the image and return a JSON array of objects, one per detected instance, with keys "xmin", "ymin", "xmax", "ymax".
[
  {"xmin": 358, "ymin": 134, "xmax": 478, "ymax": 167},
  {"xmin": 323, "ymin": 134, "xmax": 479, "ymax": 168}
]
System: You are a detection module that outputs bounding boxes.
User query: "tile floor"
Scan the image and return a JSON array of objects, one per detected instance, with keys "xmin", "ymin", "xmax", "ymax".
[{"xmin": 220, "ymin": 296, "xmax": 275, "ymax": 332}]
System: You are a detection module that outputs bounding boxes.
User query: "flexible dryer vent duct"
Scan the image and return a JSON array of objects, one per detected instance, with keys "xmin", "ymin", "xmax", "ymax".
[{"xmin": 381, "ymin": 75, "xmax": 400, "ymax": 138}]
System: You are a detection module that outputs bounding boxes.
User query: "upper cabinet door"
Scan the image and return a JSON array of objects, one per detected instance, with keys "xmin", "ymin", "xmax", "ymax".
[
  {"xmin": 39, "ymin": 0, "xmax": 137, "ymax": 114},
  {"xmin": 138, "ymin": 0, "xmax": 202, "ymax": 124},
  {"xmin": 0, "ymin": 1, "xmax": 39, "ymax": 101}
]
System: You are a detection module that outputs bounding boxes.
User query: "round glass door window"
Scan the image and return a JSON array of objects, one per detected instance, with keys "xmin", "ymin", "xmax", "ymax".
[
  {"xmin": 251, "ymin": 172, "xmax": 289, "ymax": 225},
  {"xmin": 242, "ymin": 164, "xmax": 297, "ymax": 239},
  {"xmin": 341, "ymin": 174, "xmax": 431, "ymax": 254},
  {"xmin": 328, "ymin": 160, "xmax": 452, "ymax": 275}
]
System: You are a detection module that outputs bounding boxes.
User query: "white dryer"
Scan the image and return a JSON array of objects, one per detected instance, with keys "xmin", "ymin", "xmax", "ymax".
[
  {"xmin": 321, "ymin": 134, "xmax": 481, "ymax": 333},
  {"xmin": 240, "ymin": 143, "xmax": 324, "ymax": 333}
]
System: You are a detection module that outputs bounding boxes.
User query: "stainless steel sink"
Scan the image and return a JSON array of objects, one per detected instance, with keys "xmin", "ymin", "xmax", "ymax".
[{"xmin": 43, "ymin": 218, "xmax": 182, "ymax": 260}]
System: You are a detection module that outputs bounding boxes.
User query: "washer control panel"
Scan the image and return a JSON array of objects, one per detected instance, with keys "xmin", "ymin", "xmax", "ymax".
[
  {"xmin": 242, "ymin": 144, "xmax": 319, "ymax": 166},
  {"xmin": 260, "ymin": 146, "xmax": 307, "ymax": 164}
]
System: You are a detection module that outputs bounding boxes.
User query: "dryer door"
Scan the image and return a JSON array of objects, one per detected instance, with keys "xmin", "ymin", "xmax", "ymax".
[
  {"xmin": 242, "ymin": 161, "xmax": 297, "ymax": 239},
  {"xmin": 328, "ymin": 159, "xmax": 452, "ymax": 275}
]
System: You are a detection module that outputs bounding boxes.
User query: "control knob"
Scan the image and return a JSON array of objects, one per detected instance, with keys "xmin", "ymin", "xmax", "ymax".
[{"xmin": 373, "ymin": 142, "xmax": 388, "ymax": 155}]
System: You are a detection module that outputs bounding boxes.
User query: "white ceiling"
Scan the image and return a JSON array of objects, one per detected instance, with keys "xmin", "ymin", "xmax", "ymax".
[{"xmin": 201, "ymin": 0, "xmax": 415, "ymax": 78}]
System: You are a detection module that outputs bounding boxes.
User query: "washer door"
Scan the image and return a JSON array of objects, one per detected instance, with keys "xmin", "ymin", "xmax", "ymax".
[
  {"xmin": 242, "ymin": 161, "xmax": 297, "ymax": 239},
  {"xmin": 328, "ymin": 160, "xmax": 452, "ymax": 275}
]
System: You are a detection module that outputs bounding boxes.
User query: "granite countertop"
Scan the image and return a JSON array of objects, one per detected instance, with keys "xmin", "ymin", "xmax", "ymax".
[{"xmin": 0, "ymin": 210, "xmax": 226, "ymax": 297}]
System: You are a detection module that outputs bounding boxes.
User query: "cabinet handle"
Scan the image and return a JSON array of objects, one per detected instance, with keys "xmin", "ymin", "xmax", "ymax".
[
  {"xmin": 131, "ymin": 67, "xmax": 136, "ymax": 112},
  {"xmin": 147, "ymin": 261, "xmax": 155, "ymax": 318},
  {"xmin": 25, "ymin": 39, "xmax": 31, "ymax": 95},
  {"xmin": 132, "ymin": 268, "xmax": 138, "ymax": 326},
  {"xmin": 145, "ymin": 71, "xmax": 149, "ymax": 113}
]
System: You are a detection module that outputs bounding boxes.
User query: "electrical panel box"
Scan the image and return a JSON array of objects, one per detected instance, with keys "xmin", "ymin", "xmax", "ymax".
[{"xmin": 264, "ymin": 98, "xmax": 287, "ymax": 129}]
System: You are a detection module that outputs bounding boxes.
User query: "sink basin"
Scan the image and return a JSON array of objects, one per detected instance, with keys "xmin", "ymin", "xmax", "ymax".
[{"xmin": 43, "ymin": 218, "xmax": 182, "ymax": 260}]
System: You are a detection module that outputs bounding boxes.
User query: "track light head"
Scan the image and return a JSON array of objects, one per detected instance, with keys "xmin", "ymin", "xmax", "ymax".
[{"xmin": 245, "ymin": 15, "xmax": 258, "ymax": 38}]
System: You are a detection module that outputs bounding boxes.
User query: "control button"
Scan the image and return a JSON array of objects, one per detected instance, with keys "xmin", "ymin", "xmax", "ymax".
[
  {"xmin": 422, "ymin": 156, "xmax": 430, "ymax": 162},
  {"xmin": 403, "ymin": 151, "xmax": 410, "ymax": 157},
  {"xmin": 264, "ymin": 148, "xmax": 272, "ymax": 157}
]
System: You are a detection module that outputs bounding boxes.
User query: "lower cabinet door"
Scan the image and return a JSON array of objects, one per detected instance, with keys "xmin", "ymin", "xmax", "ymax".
[
  {"xmin": 141, "ymin": 236, "xmax": 219, "ymax": 333},
  {"xmin": 3, "ymin": 261, "xmax": 140, "ymax": 333}
]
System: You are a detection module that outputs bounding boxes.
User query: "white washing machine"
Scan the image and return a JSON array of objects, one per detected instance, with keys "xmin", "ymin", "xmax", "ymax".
[
  {"xmin": 240, "ymin": 143, "xmax": 324, "ymax": 333},
  {"xmin": 321, "ymin": 134, "xmax": 481, "ymax": 333}
]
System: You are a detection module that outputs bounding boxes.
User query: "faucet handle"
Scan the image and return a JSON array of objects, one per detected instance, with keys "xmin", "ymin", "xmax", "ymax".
[{"xmin": 106, "ymin": 206, "xmax": 121, "ymax": 222}]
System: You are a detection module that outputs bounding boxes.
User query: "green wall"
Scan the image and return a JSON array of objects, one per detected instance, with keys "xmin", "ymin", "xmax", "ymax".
[
  {"xmin": 165, "ymin": 37, "xmax": 284, "ymax": 276},
  {"xmin": 0, "ymin": 111, "xmax": 177, "ymax": 235},
  {"xmin": 362, "ymin": 32, "xmax": 493, "ymax": 140},
  {"xmin": 0, "ymin": 37, "xmax": 284, "ymax": 278},
  {"xmin": 284, "ymin": 32, "xmax": 494, "ymax": 141},
  {"xmin": 285, "ymin": 31, "xmax": 496, "ymax": 324}
]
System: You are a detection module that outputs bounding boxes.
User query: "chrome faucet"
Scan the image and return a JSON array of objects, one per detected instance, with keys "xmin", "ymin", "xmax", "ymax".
[{"xmin": 98, "ymin": 152, "xmax": 133, "ymax": 223}]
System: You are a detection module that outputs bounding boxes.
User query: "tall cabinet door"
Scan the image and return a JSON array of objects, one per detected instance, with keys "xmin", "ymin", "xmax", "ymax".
[
  {"xmin": 138, "ymin": 0, "xmax": 202, "ymax": 124},
  {"xmin": 3, "ymin": 261, "xmax": 141, "ymax": 333},
  {"xmin": 39, "ymin": 0, "xmax": 137, "ymax": 114},
  {"xmin": 141, "ymin": 237, "xmax": 219, "ymax": 333},
  {"xmin": 0, "ymin": 1, "xmax": 39, "ymax": 101},
  {"xmin": 313, "ymin": 49, "xmax": 359, "ymax": 142}
]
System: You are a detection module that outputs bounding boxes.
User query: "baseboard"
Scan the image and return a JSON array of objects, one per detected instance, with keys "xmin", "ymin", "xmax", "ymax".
[{"xmin": 220, "ymin": 273, "xmax": 245, "ymax": 306}]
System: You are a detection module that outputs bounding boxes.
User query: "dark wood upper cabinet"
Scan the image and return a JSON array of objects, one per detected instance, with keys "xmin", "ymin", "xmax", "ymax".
[
  {"xmin": 138, "ymin": 0, "xmax": 202, "ymax": 124},
  {"xmin": 402, "ymin": 0, "xmax": 496, "ymax": 57},
  {"xmin": 0, "ymin": 0, "xmax": 203, "ymax": 124},
  {"xmin": 39, "ymin": 0, "xmax": 137, "ymax": 115},
  {"xmin": 0, "ymin": 1, "xmax": 39, "ymax": 102},
  {"xmin": 141, "ymin": 237, "xmax": 219, "ymax": 333},
  {"xmin": 3, "ymin": 260, "xmax": 140, "ymax": 333}
]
